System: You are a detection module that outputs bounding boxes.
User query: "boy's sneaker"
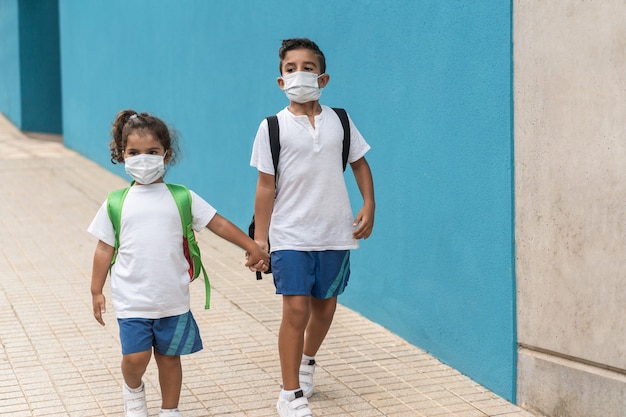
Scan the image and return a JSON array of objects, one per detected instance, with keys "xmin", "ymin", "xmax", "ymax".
[
  {"xmin": 159, "ymin": 409, "xmax": 182, "ymax": 417},
  {"xmin": 123, "ymin": 382, "xmax": 149, "ymax": 417},
  {"xmin": 299, "ymin": 359, "xmax": 316, "ymax": 398},
  {"xmin": 276, "ymin": 389, "xmax": 313, "ymax": 417}
]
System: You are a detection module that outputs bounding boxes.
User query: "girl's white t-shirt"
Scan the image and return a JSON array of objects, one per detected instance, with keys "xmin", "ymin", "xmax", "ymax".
[
  {"xmin": 87, "ymin": 183, "xmax": 216, "ymax": 319},
  {"xmin": 250, "ymin": 105, "xmax": 370, "ymax": 252}
]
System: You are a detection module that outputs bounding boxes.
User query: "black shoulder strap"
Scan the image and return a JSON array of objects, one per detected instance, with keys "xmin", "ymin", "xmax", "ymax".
[
  {"xmin": 266, "ymin": 109, "xmax": 350, "ymax": 177},
  {"xmin": 266, "ymin": 115, "xmax": 280, "ymax": 178},
  {"xmin": 331, "ymin": 108, "xmax": 350, "ymax": 171}
]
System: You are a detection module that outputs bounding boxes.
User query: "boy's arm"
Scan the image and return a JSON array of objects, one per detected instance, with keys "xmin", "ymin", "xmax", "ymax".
[
  {"xmin": 206, "ymin": 214, "xmax": 270, "ymax": 269},
  {"xmin": 350, "ymin": 156, "xmax": 375, "ymax": 240},
  {"xmin": 253, "ymin": 172, "xmax": 276, "ymax": 251},
  {"xmin": 91, "ymin": 240, "xmax": 114, "ymax": 326}
]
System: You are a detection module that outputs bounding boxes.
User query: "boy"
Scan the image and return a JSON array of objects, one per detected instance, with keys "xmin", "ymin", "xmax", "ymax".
[{"xmin": 250, "ymin": 38, "xmax": 375, "ymax": 417}]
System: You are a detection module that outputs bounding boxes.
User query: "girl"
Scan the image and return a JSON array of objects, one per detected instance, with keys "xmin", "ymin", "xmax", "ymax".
[{"xmin": 88, "ymin": 109, "xmax": 268, "ymax": 417}]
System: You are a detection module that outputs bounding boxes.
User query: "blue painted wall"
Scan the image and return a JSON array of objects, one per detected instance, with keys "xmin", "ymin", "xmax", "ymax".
[
  {"xmin": 19, "ymin": 0, "xmax": 62, "ymax": 133},
  {"xmin": 0, "ymin": 0, "xmax": 61, "ymax": 133},
  {"xmin": 58, "ymin": 0, "xmax": 515, "ymax": 400},
  {"xmin": 0, "ymin": 0, "xmax": 22, "ymax": 126}
]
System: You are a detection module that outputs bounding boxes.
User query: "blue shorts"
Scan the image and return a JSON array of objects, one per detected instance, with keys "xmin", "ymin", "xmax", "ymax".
[
  {"xmin": 118, "ymin": 311, "xmax": 203, "ymax": 355},
  {"xmin": 271, "ymin": 250, "xmax": 350, "ymax": 299}
]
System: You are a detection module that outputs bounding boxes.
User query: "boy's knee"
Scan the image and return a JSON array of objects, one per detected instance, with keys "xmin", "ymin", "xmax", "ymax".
[
  {"xmin": 282, "ymin": 297, "xmax": 310, "ymax": 325},
  {"xmin": 154, "ymin": 352, "xmax": 181, "ymax": 369},
  {"xmin": 311, "ymin": 297, "xmax": 337, "ymax": 317}
]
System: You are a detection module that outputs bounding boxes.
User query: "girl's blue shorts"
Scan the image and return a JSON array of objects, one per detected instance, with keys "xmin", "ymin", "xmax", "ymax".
[
  {"xmin": 117, "ymin": 310, "xmax": 203, "ymax": 355},
  {"xmin": 271, "ymin": 250, "xmax": 350, "ymax": 299}
]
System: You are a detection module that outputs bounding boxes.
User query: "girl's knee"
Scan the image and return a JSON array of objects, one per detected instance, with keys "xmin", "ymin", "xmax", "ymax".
[{"xmin": 122, "ymin": 350, "xmax": 152, "ymax": 372}]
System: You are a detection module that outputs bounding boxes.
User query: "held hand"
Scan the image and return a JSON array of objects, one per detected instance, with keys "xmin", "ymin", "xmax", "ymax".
[
  {"xmin": 352, "ymin": 205, "xmax": 375, "ymax": 240},
  {"xmin": 245, "ymin": 242, "xmax": 270, "ymax": 272},
  {"xmin": 92, "ymin": 293, "xmax": 106, "ymax": 326},
  {"xmin": 254, "ymin": 239, "xmax": 269, "ymax": 253}
]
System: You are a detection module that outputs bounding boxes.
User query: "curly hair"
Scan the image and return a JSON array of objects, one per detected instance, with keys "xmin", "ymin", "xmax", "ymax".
[{"xmin": 109, "ymin": 109, "xmax": 179, "ymax": 165}]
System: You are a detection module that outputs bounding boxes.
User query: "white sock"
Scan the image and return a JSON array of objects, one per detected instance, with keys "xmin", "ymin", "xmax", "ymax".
[
  {"xmin": 281, "ymin": 388, "xmax": 301, "ymax": 401},
  {"xmin": 124, "ymin": 382, "xmax": 144, "ymax": 392},
  {"xmin": 302, "ymin": 354, "xmax": 315, "ymax": 364}
]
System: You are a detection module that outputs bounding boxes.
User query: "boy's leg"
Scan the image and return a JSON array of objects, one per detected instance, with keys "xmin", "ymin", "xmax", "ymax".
[
  {"xmin": 303, "ymin": 296, "xmax": 337, "ymax": 357},
  {"xmin": 298, "ymin": 296, "xmax": 337, "ymax": 399},
  {"xmin": 154, "ymin": 352, "xmax": 182, "ymax": 409},
  {"xmin": 279, "ymin": 295, "xmax": 311, "ymax": 390}
]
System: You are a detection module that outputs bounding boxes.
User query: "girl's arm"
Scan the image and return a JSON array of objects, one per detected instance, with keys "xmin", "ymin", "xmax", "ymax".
[
  {"xmin": 350, "ymin": 156, "xmax": 375, "ymax": 240},
  {"xmin": 206, "ymin": 214, "xmax": 270, "ymax": 269},
  {"xmin": 253, "ymin": 171, "xmax": 276, "ymax": 251},
  {"xmin": 91, "ymin": 240, "xmax": 114, "ymax": 326}
]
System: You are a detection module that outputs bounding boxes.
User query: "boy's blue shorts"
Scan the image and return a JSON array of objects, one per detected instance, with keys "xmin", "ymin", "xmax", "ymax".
[
  {"xmin": 118, "ymin": 310, "xmax": 203, "ymax": 356},
  {"xmin": 271, "ymin": 250, "xmax": 350, "ymax": 299}
]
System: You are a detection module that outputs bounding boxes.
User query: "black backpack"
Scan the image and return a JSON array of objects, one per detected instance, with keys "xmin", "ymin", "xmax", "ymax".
[{"xmin": 249, "ymin": 108, "xmax": 351, "ymax": 279}]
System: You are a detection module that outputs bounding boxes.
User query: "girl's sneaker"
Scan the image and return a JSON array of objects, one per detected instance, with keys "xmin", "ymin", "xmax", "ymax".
[
  {"xmin": 299, "ymin": 359, "xmax": 316, "ymax": 398},
  {"xmin": 123, "ymin": 382, "xmax": 148, "ymax": 417},
  {"xmin": 276, "ymin": 389, "xmax": 313, "ymax": 417},
  {"xmin": 159, "ymin": 409, "xmax": 182, "ymax": 417}
]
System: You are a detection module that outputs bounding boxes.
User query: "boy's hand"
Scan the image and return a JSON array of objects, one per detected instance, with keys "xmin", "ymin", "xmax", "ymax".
[
  {"xmin": 92, "ymin": 293, "xmax": 106, "ymax": 326},
  {"xmin": 245, "ymin": 242, "xmax": 270, "ymax": 272},
  {"xmin": 352, "ymin": 205, "xmax": 375, "ymax": 240}
]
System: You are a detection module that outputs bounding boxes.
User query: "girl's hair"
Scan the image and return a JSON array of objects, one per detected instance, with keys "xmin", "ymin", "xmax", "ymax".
[
  {"xmin": 278, "ymin": 38, "xmax": 326, "ymax": 75},
  {"xmin": 109, "ymin": 109, "xmax": 180, "ymax": 164}
]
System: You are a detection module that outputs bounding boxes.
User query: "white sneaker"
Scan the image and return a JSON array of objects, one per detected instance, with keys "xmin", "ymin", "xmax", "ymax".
[
  {"xmin": 159, "ymin": 409, "xmax": 182, "ymax": 417},
  {"xmin": 299, "ymin": 359, "xmax": 316, "ymax": 398},
  {"xmin": 276, "ymin": 390, "xmax": 313, "ymax": 417},
  {"xmin": 123, "ymin": 382, "xmax": 149, "ymax": 417}
]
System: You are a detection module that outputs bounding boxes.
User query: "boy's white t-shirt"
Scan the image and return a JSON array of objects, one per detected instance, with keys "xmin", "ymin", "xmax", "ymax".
[
  {"xmin": 250, "ymin": 105, "xmax": 370, "ymax": 252},
  {"xmin": 87, "ymin": 183, "xmax": 216, "ymax": 319}
]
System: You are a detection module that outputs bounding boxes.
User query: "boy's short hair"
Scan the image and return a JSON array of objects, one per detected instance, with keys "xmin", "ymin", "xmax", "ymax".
[{"xmin": 278, "ymin": 38, "xmax": 326, "ymax": 75}]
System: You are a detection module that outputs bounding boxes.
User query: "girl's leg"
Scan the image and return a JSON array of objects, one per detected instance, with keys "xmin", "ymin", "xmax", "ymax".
[
  {"xmin": 279, "ymin": 295, "xmax": 310, "ymax": 390},
  {"xmin": 154, "ymin": 351, "xmax": 182, "ymax": 409},
  {"xmin": 303, "ymin": 296, "xmax": 338, "ymax": 357},
  {"xmin": 122, "ymin": 350, "xmax": 152, "ymax": 388}
]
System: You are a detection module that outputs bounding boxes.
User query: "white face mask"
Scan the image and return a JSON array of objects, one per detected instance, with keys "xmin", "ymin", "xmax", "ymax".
[
  {"xmin": 124, "ymin": 153, "xmax": 166, "ymax": 184},
  {"xmin": 281, "ymin": 71, "xmax": 323, "ymax": 103}
]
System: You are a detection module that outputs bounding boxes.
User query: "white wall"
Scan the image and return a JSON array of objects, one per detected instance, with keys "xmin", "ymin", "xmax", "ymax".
[{"xmin": 514, "ymin": 1, "xmax": 626, "ymax": 416}]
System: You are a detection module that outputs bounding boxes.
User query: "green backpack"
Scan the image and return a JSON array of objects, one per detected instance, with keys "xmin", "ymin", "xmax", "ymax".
[{"xmin": 106, "ymin": 183, "xmax": 211, "ymax": 309}]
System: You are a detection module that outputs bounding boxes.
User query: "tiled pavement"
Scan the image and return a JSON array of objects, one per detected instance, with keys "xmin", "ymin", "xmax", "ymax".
[{"xmin": 0, "ymin": 113, "xmax": 541, "ymax": 417}]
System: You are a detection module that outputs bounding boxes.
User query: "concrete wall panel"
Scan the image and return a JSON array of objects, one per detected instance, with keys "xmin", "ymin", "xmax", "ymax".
[{"xmin": 514, "ymin": 0, "xmax": 626, "ymax": 415}]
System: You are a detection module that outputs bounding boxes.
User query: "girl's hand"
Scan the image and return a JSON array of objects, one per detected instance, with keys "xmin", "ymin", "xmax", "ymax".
[
  {"xmin": 245, "ymin": 242, "xmax": 270, "ymax": 272},
  {"xmin": 92, "ymin": 293, "xmax": 106, "ymax": 326}
]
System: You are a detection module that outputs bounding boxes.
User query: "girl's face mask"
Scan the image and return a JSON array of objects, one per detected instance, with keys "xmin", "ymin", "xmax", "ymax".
[
  {"xmin": 124, "ymin": 153, "xmax": 166, "ymax": 184},
  {"xmin": 281, "ymin": 71, "xmax": 324, "ymax": 103}
]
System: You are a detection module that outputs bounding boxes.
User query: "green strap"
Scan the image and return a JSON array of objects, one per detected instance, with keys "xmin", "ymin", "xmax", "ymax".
[
  {"xmin": 106, "ymin": 184, "xmax": 211, "ymax": 309},
  {"xmin": 166, "ymin": 184, "xmax": 211, "ymax": 309},
  {"xmin": 106, "ymin": 186, "xmax": 131, "ymax": 267}
]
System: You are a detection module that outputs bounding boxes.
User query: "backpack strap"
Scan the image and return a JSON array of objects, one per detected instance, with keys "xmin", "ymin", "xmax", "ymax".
[
  {"xmin": 266, "ymin": 109, "xmax": 350, "ymax": 174},
  {"xmin": 166, "ymin": 183, "xmax": 211, "ymax": 309},
  {"xmin": 106, "ymin": 186, "xmax": 131, "ymax": 268},
  {"xmin": 331, "ymin": 107, "xmax": 351, "ymax": 171},
  {"xmin": 266, "ymin": 115, "xmax": 280, "ymax": 181}
]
